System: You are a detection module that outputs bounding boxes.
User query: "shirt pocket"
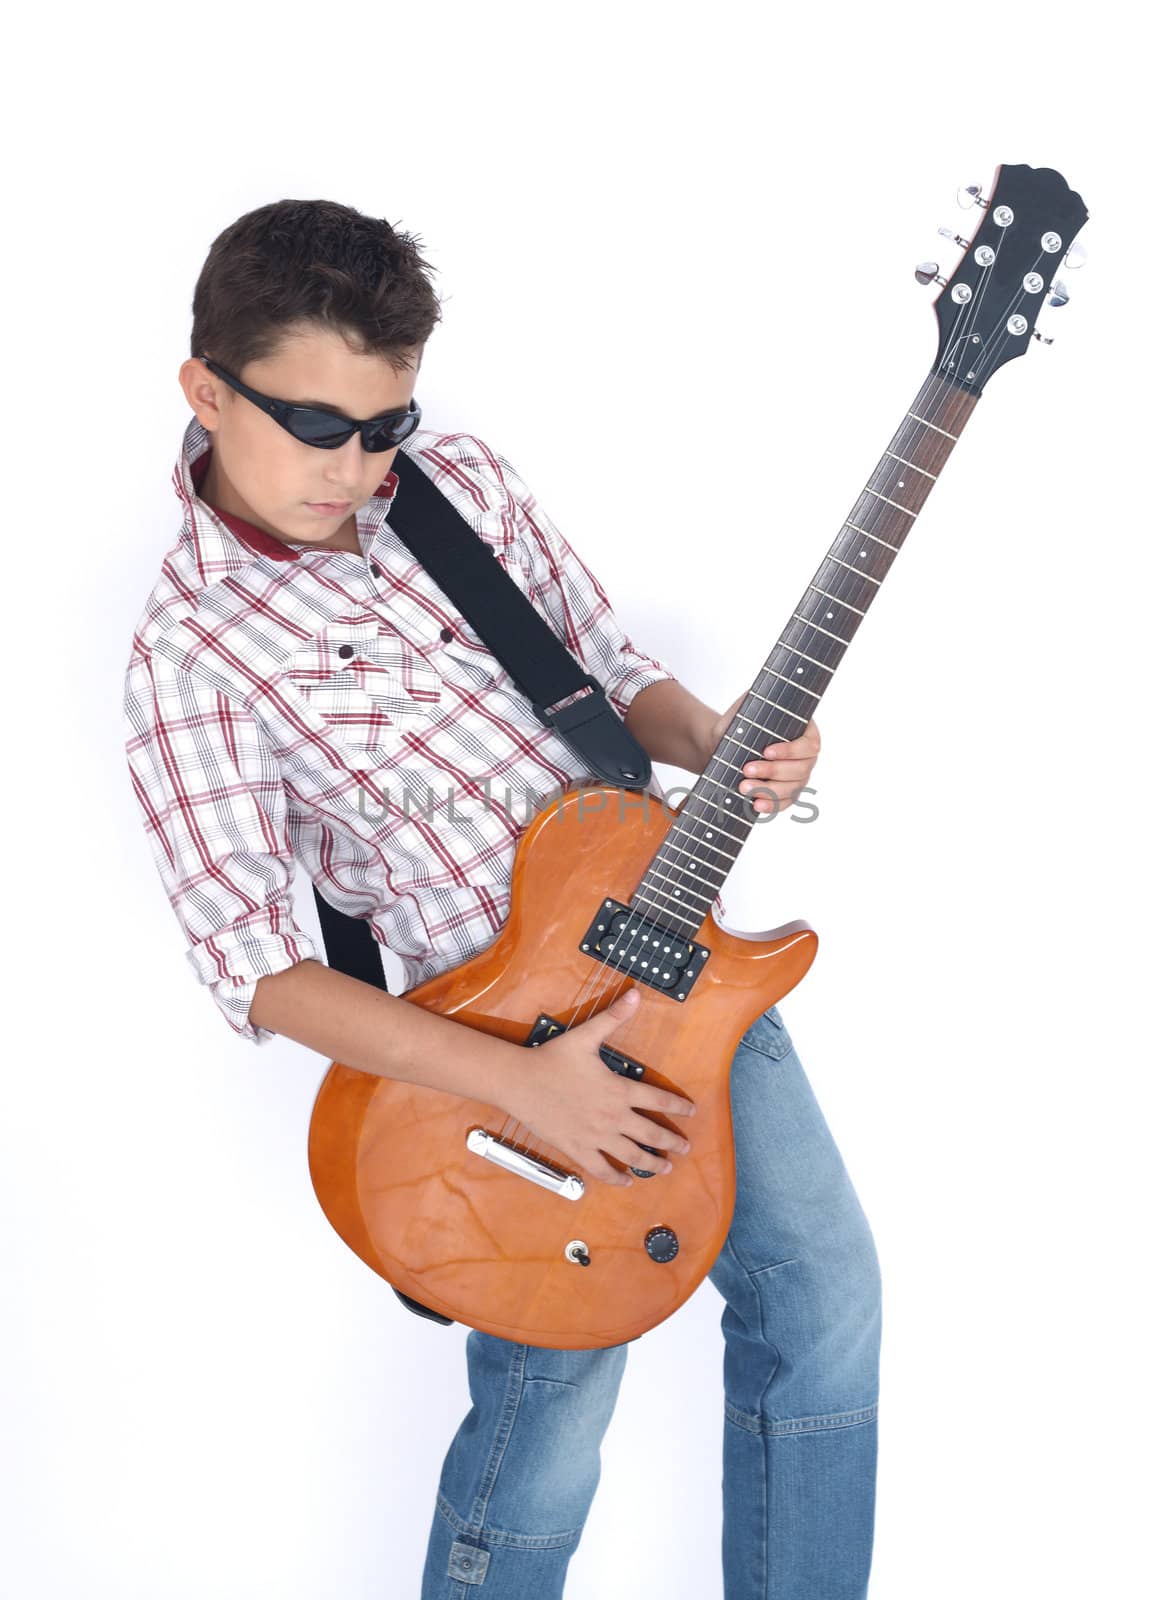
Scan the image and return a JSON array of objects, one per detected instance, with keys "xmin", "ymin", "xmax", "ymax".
[{"xmin": 283, "ymin": 619, "xmax": 440, "ymax": 769}]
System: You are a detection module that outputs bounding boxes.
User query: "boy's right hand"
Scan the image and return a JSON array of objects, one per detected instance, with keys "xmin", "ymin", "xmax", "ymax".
[{"xmin": 503, "ymin": 988, "xmax": 696, "ymax": 1186}]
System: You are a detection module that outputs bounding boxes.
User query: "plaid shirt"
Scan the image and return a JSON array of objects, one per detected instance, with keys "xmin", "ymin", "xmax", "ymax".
[{"xmin": 123, "ymin": 417, "xmax": 678, "ymax": 1043}]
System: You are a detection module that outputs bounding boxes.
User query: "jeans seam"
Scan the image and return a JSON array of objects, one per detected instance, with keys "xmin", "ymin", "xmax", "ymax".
[
  {"xmin": 746, "ymin": 1256, "xmax": 800, "ymax": 1278},
  {"xmin": 464, "ymin": 1342, "xmax": 528, "ymax": 1534},
  {"xmin": 722, "ymin": 1226, "xmax": 775, "ymax": 1588},
  {"xmin": 435, "ymin": 1488, "xmax": 583, "ymax": 1551},
  {"xmin": 741, "ymin": 1043, "xmax": 792, "ymax": 1064},
  {"xmin": 724, "ymin": 1399, "xmax": 880, "ymax": 1437}
]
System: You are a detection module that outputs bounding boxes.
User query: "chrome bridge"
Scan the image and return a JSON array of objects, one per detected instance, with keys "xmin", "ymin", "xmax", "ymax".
[
  {"xmin": 463, "ymin": 1012, "xmax": 663, "ymax": 1196},
  {"xmin": 465, "ymin": 1128, "xmax": 585, "ymax": 1199}
]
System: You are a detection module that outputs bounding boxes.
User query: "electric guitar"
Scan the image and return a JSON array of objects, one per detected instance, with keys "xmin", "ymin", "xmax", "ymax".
[{"xmin": 307, "ymin": 163, "xmax": 1089, "ymax": 1349}]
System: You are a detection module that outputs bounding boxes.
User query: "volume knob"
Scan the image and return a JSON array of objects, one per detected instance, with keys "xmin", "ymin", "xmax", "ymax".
[{"xmin": 645, "ymin": 1226, "xmax": 680, "ymax": 1263}]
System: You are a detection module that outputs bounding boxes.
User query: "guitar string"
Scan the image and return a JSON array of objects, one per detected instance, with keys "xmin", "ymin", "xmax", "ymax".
[
  {"xmin": 490, "ymin": 268, "xmax": 1000, "ymax": 1166},
  {"xmin": 492, "ymin": 213, "xmax": 1047, "ymax": 1173},
  {"xmin": 490, "ymin": 254, "xmax": 1000, "ymax": 1163}
]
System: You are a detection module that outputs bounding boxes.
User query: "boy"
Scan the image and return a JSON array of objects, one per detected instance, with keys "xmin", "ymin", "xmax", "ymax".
[{"xmin": 123, "ymin": 198, "xmax": 880, "ymax": 1598}]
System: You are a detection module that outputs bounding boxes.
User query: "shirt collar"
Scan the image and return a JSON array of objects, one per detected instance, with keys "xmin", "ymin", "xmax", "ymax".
[{"xmin": 173, "ymin": 414, "xmax": 400, "ymax": 583}]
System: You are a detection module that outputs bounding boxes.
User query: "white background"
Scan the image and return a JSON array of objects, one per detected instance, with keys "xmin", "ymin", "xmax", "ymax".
[{"xmin": 3, "ymin": 3, "xmax": 1165, "ymax": 1596}]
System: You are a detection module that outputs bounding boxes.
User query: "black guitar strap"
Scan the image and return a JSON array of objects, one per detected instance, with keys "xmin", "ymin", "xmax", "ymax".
[
  {"xmin": 388, "ymin": 450, "xmax": 652, "ymax": 790},
  {"xmin": 309, "ymin": 454, "xmax": 653, "ymax": 1323}
]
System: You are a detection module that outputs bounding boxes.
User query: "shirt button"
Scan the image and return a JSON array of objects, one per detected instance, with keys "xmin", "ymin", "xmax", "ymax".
[
  {"xmin": 440, "ymin": 627, "xmax": 454, "ymax": 643},
  {"xmin": 370, "ymin": 562, "xmax": 381, "ymax": 577},
  {"xmin": 338, "ymin": 644, "xmax": 355, "ymax": 659}
]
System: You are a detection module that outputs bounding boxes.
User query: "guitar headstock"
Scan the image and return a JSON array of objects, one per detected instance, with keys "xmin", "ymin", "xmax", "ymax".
[{"xmin": 926, "ymin": 163, "xmax": 1089, "ymax": 396}]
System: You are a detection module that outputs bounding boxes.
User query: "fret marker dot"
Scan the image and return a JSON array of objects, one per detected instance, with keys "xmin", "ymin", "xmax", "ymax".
[
  {"xmin": 705, "ymin": 831, "xmax": 713, "ymax": 839},
  {"xmin": 859, "ymin": 549, "xmax": 868, "ymax": 557},
  {"xmin": 826, "ymin": 611, "xmax": 834, "ymax": 619},
  {"xmin": 796, "ymin": 667, "xmax": 804, "ymax": 674},
  {"xmin": 897, "ymin": 480, "xmax": 905, "ymax": 488}
]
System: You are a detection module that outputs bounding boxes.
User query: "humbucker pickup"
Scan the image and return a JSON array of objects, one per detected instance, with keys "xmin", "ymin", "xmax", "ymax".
[{"xmin": 579, "ymin": 899, "xmax": 708, "ymax": 1000}]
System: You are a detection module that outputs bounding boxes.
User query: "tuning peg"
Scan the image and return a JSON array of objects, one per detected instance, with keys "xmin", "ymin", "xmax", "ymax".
[
  {"xmin": 1063, "ymin": 240, "xmax": 1088, "ymax": 270},
  {"xmin": 938, "ymin": 226, "xmax": 971, "ymax": 248},
  {"xmin": 1032, "ymin": 329, "xmax": 1055, "ymax": 345},
  {"xmin": 1046, "ymin": 279, "xmax": 1070, "ymax": 308},
  {"xmin": 956, "ymin": 183, "xmax": 987, "ymax": 210},
  {"xmin": 914, "ymin": 261, "xmax": 945, "ymax": 286}
]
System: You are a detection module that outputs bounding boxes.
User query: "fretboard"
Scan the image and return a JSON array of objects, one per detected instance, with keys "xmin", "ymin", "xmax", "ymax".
[{"xmin": 630, "ymin": 371, "xmax": 980, "ymax": 939}]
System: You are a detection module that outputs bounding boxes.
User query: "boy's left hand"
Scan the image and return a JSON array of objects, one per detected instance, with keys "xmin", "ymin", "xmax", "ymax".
[{"xmin": 708, "ymin": 692, "xmax": 821, "ymax": 815}]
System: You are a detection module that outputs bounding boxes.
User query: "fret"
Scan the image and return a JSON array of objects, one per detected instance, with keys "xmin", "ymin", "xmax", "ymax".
[
  {"xmin": 861, "ymin": 487, "xmax": 917, "ymax": 517},
  {"xmin": 808, "ymin": 583, "xmax": 865, "ymax": 616},
  {"xmin": 737, "ymin": 693, "xmax": 809, "ymax": 735},
  {"xmin": 688, "ymin": 772, "xmax": 759, "ymax": 811},
  {"xmin": 708, "ymin": 749, "xmax": 756, "ymax": 776},
  {"xmin": 708, "ymin": 737, "xmax": 803, "ymax": 790},
  {"xmin": 679, "ymin": 795, "xmax": 756, "ymax": 839},
  {"xmin": 659, "ymin": 829, "xmax": 738, "ymax": 865},
  {"xmin": 826, "ymin": 553, "xmax": 882, "ymax": 585},
  {"xmin": 630, "ymin": 879, "xmax": 699, "ymax": 917},
  {"xmin": 757, "ymin": 665, "xmax": 823, "ymax": 703},
  {"xmin": 714, "ymin": 720, "xmax": 805, "ymax": 767},
  {"xmin": 678, "ymin": 793, "xmax": 758, "ymax": 832},
  {"xmin": 884, "ymin": 450, "xmax": 937, "ymax": 480},
  {"xmin": 797, "ymin": 616, "xmax": 850, "ymax": 648},
  {"xmin": 782, "ymin": 638, "xmax": 836, "ymax": 670},
  {"xmin": 868, "ymin": 460, "xmax": 932, "ymax": 512},
  {"xmin": 888, "ymin": 438, "xmax": 954, "ymax": 478},
  {"xmin": 716, "ymin": 731, "xmax": 774, "ymax": 762},
  {"xmin": 764, "ymin": 649, "xmax": 834, "ymax": 697},
  {"xmin": 795, "ymin": 593, "xmax": 862, "ymax": 644},
  {"xmin": 624, "ymin": 372, "xmax": 979, "ymax": 939},
  {"xmin": 782, "ymin": 623, "xmax": 847, "ymax": 671},
  {"xmin": 640, "ymin": 870, "xmax": 719, "ymax": 913},
  {"xmin": 730, "ymin": 708, "xmax": 799, "ymax": 743},
  {"xmin": 666, "ymin": 820, "xmax": 741, "ymax": 856},
  {"xmin": 906, "ymin": 411, "xmax": 958, "ymax": 440},
  {"xmin": 631, "ymin": 883, "xmax": 707, "ymax": 922},
  {"xmin": 644, "ymin": 858, "xmax": 724, "ymax": 894},
  {"xmin": 838, "ymin": 523, "xmax": 903, "ymax": 568},
  {"xmin": 843, "ymin": 520, "xmax": 901, "ymax": 553}
]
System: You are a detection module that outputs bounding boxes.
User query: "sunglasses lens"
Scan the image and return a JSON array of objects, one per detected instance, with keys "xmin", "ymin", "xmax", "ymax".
[
  {"xmin": 282, "ymin": 401, "xmax": 421, "ymax": 451},
  {"xmin": 287, "ymin": 410, "xmax": 358, "ymax": 449},
  {"xmin": 363, "ymin": 404, "xmax": 421, "ymax": 452}
]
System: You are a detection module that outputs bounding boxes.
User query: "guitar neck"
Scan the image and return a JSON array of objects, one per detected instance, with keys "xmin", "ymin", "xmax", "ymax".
[{"xmin": 631, "ymin": 370, "xmax": 981, "ymax": 940}]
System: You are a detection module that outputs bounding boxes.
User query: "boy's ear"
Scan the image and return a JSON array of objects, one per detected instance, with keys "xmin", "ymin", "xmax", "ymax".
[{"xmin": 179, "ymin": 356, "xmax": 224, "ymax": 430}]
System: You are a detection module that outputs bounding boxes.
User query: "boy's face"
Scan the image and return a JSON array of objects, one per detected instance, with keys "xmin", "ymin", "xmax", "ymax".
[{"xmin": 179, "ymin": 322, "xmax": 421, "ymax": 550}]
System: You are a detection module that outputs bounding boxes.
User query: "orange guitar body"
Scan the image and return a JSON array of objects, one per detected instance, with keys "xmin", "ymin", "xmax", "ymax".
[{"xmin": 308, "ymin": 781, "xmax": 817, "ymax": 1349}]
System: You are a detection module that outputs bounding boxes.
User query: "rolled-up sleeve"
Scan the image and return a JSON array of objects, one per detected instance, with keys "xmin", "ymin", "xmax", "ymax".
[
  {"xmin": 123, "ymin": 646, "xmax": 321, "ymax": 1043},
  {"xmin": 491, "ymin": 450, "xmax": 677, "ymax": 718}
]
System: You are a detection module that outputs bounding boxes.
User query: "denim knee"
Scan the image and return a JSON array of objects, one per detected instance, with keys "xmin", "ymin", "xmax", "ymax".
[
  {"xmin": 720, "ymin": 1211, "xmax": 881, "ymax": 1428},
  {"xmin": 440, "ymin": 1335, "xmax": 631, "ymax": 1543}
]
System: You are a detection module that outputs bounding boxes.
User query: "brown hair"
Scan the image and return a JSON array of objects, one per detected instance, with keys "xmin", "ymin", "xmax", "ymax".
[{"xmin": 190, "ymin": 198, "xmax": 443, "ymax": 376}]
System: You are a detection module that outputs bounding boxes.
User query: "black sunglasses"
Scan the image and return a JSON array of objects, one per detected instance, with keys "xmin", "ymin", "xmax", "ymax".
[{"xmin": 200, "ymin": 355, "xmax": 422, "ymax": 451}]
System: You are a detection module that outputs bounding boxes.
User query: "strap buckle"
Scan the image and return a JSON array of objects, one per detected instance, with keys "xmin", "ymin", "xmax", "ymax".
[
  {"xmin": 532, "ymin": 675, "xmax": 650, "ymax": 787},
  {"xmin": 533, "ymin": 675, "xmax": 607, "ymax": 734}
]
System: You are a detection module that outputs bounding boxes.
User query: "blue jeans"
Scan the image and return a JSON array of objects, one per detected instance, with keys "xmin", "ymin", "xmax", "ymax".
[{"xmin": 419, "ymin": 1006, "xmax": 882, "ymax": 1598}]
